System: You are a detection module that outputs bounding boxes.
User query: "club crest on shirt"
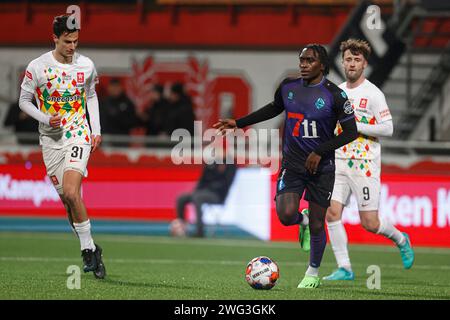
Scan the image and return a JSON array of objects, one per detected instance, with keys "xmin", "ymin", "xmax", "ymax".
[
  {"xmin": 77, "ymin": 72, "xmax": 84, "ymax": 84},
  {"xmin": 359, "ymin": 98, "xmax": 368, "ymax": 109},
  {"xmin": 278, "ymin": 168, "xmax": 286, "ymax": 191},
  {"xmin": 288, "ymin": 91, "xmax": 294, "ymax": 101},
  {"xmin": 315, "ymin": 97, "xmax": 325, "ymax": 109}
]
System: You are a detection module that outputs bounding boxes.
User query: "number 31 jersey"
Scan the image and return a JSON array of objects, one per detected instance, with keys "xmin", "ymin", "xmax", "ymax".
[{"xmin": 21, "ymin": 51, "xmax": 98, "ymax": 149}]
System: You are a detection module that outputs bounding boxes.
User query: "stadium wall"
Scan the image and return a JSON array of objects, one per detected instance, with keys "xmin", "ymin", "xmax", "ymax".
[
  {"xmin": 0, "ymin": 47, "xmax": 302, "ymax": 134},
  {"xmin": 1, "ymin": 164, "xmax": 449, "ymax": 247}
]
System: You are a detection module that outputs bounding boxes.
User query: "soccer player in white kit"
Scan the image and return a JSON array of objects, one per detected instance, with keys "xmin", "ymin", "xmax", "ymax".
[
  {"xmin": 19, "ymin": 15, "xmax": 105, "ymax": 279},
  {"xmin": 322, "ymin": 39, "xmax": 414, "ymax": 280}
]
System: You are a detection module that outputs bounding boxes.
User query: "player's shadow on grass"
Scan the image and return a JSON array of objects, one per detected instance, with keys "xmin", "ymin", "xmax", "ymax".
[
  {"xmin": 57, "ymin": 272, "xmax": 199, "ymax": 291},
  {"xmin": 100, "ymin": 277, "xmax": 200, "ymax": 291}
]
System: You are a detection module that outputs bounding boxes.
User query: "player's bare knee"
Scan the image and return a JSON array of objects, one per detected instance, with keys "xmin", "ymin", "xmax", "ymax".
[
  {"xmin": 63, "ymin": 189, "xmax": 81, "ymax": 206},
  {"xmin": 276, "ymin": 207, "xmax": 297, "ymax": 226},
  {"xmin": 278, "ymin": 214, "xmax": 294, "ymax": 226},
  {"xmin": 361, "ymin": 220, "xmax": 379, "ymax": 233},
  {"xmin": 326, "ymin": 207, "xmax": 341, "ymax": 223}
]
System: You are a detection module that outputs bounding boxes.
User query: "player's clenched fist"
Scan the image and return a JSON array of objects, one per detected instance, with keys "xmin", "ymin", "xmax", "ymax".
[
  {"xmin": 49, "ymin": 114, "xmax": 62, "ymax": 128},
  {"xmin": 212, "ymin": 119, "xmax": 237, "ymax": 136}
]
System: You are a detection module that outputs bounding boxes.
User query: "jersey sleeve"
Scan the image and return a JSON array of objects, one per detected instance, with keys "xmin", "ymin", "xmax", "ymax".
[
  {"xmin": 20, "ymin": 62, "xmax": 38, "ymax": 94},
  {"xmin": 333, "ymin": 87, "xmax": 355, "ymax": 123},
  {"xmin": 86, "ymin": 62, "xmax": 99, "ymax": 98},
  {"xmin": 371, "ymin": 88, "xmax": 392, "ymax": 123},
  {"xmin": 273, "ymin": 82, "xmax": 284, "ymax": 110}
]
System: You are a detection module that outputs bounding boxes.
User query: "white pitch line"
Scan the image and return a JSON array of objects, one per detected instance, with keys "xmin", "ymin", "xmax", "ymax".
[
  {"xmin": 1, "ymin": 232, "xmax": 450, "ymax": 255},
  {"xmin": 1, "ymin": 256, "xmax": 449, "ymax": 271}
]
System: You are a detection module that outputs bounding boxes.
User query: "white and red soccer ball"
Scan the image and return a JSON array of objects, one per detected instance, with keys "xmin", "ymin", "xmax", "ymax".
[{"xmin": 245, "ymin": 256, "xmax": 279, "ymax": 290}]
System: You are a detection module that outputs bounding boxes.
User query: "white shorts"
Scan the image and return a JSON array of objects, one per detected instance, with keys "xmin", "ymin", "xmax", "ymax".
[
  {"xmin": 42, "ymin": 143, "xmax": 91, "ymax": 194},
  {"xmin": 331, "ymin": 173, "xmax": 380, "ymax": 211}
]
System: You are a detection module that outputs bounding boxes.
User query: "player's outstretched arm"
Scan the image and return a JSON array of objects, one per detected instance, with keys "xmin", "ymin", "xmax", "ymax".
[
  {"xmin": 213, "ymin": 101, "xmax": 284, "ymax": 136},
  {"xmin": 213, "ymin": 119, "xmax": 237, "ymax": 136}
]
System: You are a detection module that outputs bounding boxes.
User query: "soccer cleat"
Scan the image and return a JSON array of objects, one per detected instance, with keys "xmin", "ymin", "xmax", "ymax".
[
  {"xmin": 297, "ymin": 275, "xmax": 321, "ymax": 289},
  {"xmin": 81, "ymin": 244, "xmax": 106, "ymax": 279},
  {"xmin": 398, "ymin": 233, "xmax": 414, "ymax": 270},
  {"xmin": 81, "ymin": 248, "xmax": 97, "ymax": 273},
  {"xmin": 322, "ymin": 267, "xmax": 355, "ymax": 281},
  {"xmin": 299, "ymin": 208, "xmax": 310, "ymax": 252},
  {"xmin": 93, "ymin": 243, "xmax": 106, "ymax": 279}
]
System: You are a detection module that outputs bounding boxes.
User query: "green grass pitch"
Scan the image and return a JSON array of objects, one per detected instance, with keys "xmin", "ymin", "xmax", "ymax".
[{"xmin": 0, "ymin": 232, "xmax": 449, "ymax": 300}]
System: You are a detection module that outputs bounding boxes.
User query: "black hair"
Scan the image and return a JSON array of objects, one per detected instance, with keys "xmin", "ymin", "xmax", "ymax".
[
  {"xmin": 53, "ymin": 15, "xmax": 79, "ymax": 38},
  {"xmin": 301, "ymin": 44, "xmax": 330, "ymax": 75}
]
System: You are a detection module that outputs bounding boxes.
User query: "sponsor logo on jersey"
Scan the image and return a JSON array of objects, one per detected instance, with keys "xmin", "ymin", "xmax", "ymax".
[
  {"xmin": 315, "ymin": 97, "xmax": 325, "ymax": 109},
  {"xmin": 380, "ymin": 109, "xmax": 391, "ymax": 118},
  {"xmin": 77, "ymin": 72, "xmax": 84, "ymax": 84},
  {"xmin": 341, "ymin": 91, "xmax": 347, "ymax": 99},
  {"xmin": 45, "ymin": 95, "xmax": 82, "ymax": 103},
  {"xmin": 25, "ymin": 70, "xmax": 33, "ymax": 80},
  {"xmin": 343, "ymin": 100, "xmax": 354, "ymax": 114},
  {"xmin": 359, "ymin": 98, "xmax": 368, "ymax": 108}
]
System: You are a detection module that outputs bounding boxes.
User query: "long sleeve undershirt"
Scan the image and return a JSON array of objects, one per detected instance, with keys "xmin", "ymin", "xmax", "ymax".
[
  {"xmin": 235, "ymin": 102, "xmax": 284, "ymax": 129},
  {"xmin": 357, "ymin": 120, "xmax": 393, "ymax": 137},
  {"xmin": 18, "ymin": 89, "xmax": 50, "ymax": 125},
  {"xmin": 87, "ymin": 92, "xmax": 101, "ymax": 136}
]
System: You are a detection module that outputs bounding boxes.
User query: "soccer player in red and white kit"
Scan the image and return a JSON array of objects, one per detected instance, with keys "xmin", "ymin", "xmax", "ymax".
[
  {"xmin": 322, "ymin": 39, "xmax": 414, "ymax": 281},
  {"xmin": 19, "ymin": 15, "xmax": 105, "ymax": 279}
]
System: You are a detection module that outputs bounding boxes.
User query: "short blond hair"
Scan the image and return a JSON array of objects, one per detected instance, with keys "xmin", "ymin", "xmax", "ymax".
[{"xmin": 340, "ymin": 39, "xmax": 371, "ymax": 61}]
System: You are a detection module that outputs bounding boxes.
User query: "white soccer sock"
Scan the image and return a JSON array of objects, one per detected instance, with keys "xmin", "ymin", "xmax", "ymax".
[
  {"xmin": 300, "ymin": 212, "xmax": 309, "ymax": 227},
  {"xmin": 327, "ymin": 220, "xmax": 352, "ymax": 271},
  {"xmin": 73, "ymin": 220, "xmax": 96, "ymax": 251},
  {"xmin": 305, "ymin": 266, "xmax": 319, "ymax": 277},
  {"xmin": 377, "ymin": 217, "xmax": 406, "ymax": 246}
]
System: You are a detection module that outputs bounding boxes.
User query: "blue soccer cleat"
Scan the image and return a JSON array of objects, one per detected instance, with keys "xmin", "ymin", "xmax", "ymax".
[
  {"xmin": 398, "ymin": 232, "xmax": 414, "ymax": 269},
  {"xmin": 322, "ymin": 267, "xmax": 355, "ymax": 281}
]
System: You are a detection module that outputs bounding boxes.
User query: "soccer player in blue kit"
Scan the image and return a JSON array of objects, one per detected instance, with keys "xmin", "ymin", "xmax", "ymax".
[{"xmin": 214, "ymin": 44, "xmax": 358, "ymax": 288}]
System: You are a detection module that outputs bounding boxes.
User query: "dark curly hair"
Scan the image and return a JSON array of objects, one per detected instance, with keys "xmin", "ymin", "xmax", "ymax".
[{"xmin": 300, "ymin": 44, "xmax": 330, "ymax": 75}]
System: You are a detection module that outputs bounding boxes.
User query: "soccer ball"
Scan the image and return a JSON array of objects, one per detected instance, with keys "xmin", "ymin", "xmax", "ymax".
[
  {"xmin": 169, "ymin": 218, "xmax": 187, "ymax": 237},
  {"xmin": 245, "ymin": 256, "xmax": 279, "ymax": 290}
]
